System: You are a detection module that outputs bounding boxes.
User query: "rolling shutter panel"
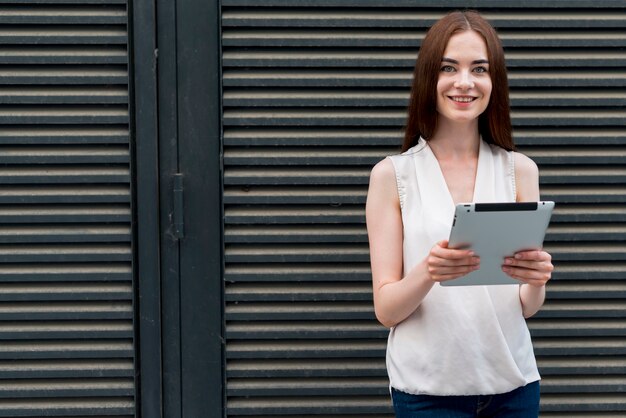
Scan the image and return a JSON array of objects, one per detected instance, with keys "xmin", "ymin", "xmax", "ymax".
[
  {"xmin": 0, "ymin": 1, "xmax": 134, "ymax": 416},
  {"xmin": 222, "ymin": 1, "xmax": 626, "ymax": 416}
]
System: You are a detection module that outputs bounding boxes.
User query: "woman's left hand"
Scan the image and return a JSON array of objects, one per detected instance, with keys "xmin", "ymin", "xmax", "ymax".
[{"xmin": 502, "ymin": 250, "xmax": 553, "ymax": 287}]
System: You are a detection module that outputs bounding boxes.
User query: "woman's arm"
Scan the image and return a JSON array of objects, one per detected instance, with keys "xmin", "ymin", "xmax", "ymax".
[
  {"xmin": 366, "ymin": 158, "xmax": 478, "ymax": 328},
  {"xmin": 507, "ymin": 152, "xmax": 554, "ymax": 318}
]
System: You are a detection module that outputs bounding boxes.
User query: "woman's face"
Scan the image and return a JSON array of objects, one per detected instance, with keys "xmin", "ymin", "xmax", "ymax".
[{"xmin": 436, "ymin": 30, "xmax": 492, "ymax": 126}]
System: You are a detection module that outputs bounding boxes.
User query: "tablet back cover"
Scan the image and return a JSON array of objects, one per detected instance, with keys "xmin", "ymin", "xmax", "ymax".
[{"xmin": 442, "ymin": 201, "xmax": 554, "ymax": 286}]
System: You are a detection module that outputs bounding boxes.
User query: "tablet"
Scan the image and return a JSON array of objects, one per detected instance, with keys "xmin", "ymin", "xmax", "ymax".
[{"xmin": 441, "ymin": 201, "xmax": 554, "ymax": 286}]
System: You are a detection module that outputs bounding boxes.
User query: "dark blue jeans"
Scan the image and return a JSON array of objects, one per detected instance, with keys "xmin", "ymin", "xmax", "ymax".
[{"xmin": 391, "ymin": 381, "xmax": 540, "ymax": 418}]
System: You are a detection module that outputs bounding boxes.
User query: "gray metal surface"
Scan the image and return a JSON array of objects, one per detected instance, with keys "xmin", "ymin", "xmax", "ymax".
[
  {"xmin": 222, "ymin": 1, "xmax": 626, "ymax": 417},
  {"xmin": 0, "ymin": 1, "xmax": 134, "ymax": 416}
]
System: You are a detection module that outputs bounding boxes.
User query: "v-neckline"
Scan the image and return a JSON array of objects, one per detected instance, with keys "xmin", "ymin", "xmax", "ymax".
[{"xmin": 424, "ymin": 138, "xmax": 485, "ymax": 208}]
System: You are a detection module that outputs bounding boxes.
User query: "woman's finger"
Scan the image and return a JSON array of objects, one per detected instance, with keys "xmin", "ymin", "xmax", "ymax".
[
  {"xmin": 502, "ymin": 265, "xmax": 552, "ymax": 285},
  {"xmin": 430, "ymin": 242, "xmax": 475, "ymax": 261},
  {"xmin": 429, "ymin": 254, "xmax": 480, "ymax": 268},
  {"xmin": 512, "ymin": 250, "xmax": 552, "ymax": 262}
]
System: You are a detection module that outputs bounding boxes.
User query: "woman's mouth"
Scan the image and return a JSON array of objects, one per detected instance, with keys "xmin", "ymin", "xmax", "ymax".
[{"xmin": 449, "ymin": 96, "xmax": 476, "ymax": 103}]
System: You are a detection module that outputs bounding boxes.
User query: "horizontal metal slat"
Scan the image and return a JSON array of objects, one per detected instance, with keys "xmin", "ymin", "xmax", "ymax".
[
  {"xmin": 0, "ymin": 301, "xmax": 132, "ymax": 320},
  {"xmin": 0, "ymin": 66, "xmax": 127, "ymax": 85},
  {"xmin": 0, "ymin": 321, "xmax": 133, "ymax": 340},
  {"xmin": 0, "ymin": 345, "xmax": 133, "ymax": 361},
  {"xmin": 0, "ymin": 397, "xmax": 134, "ymax": 416},
  {"xmin": 0, "ymin": 282, "xmax": 132, "ymax": 301},
  {"xmin": 225, "ymin": 264, "xmax": 370, "ymax": 283},
  {"xmin": 226, "ymin": 283, "xmax": 370, "ymax": 301},
  {"xmin": 542, "ymin": 376, "xmax": 626, "ymax": 393},
  {"xmin": 227, "ymin": 321, "xmax": 388, "ymax": 340},
  {"xmin": 0, "ymin": 46, "xmax": 127, "ymax": 65},
  {"xmin": 0, "ymin": 6, "xmax": 126, "ymax": 25},
  {"xmin": 0, "ymin": 263, "xmax": 131, "ymax": 283},
  {"xmin": 222, "ymin": 7, "xmax": 626, "ymax": 27},
  {"xmin": 0, "ymin": 185, "xmax": 130, "ymax": 204},
  {"xmin": 548, "ymin": 204, "xmax": 626, "ymax": 221},
  {"xmin": 225, "ymin": 204, "xmax": 626, "ymax": 223},
  {"xmin": 223, "ymin": 0, "xmax": 625, "ymax": 6},
  {"xmin": 547, "ymin": 223, "xmax": 626, "ymax": 240},
  {"xmin": 0, "ymin": 126, "xmax": 129, "ymax": 144},
  {"xmin": 529, "ymin": 319, "xmax": 626, "ymax": 337},
  {"xmin": 227, "ymin": 358, "xmax": 386, "ymax": 378},
  {"xmin": 225, "ymin": 224, "xmax": 367, "ymax": 243},
  {"xmin": 224, "ymin": 127, "xmax": 401, "ymax": 146},
  {"xmin": 0, "ymin": 378, "xmax": 134, "ymax": 398},
  {"xmin": 0, "ymin": 167, "xmax": 130, "ymax": 183},
  {"xmin": 223, "ymin": 29, "xmax": 626, "ymax": 49},
  {"xmin": 538, "ymin": 301, "xmax": 626, "ymax": 318},
  {"xmin": 536, "ymin": 356, "xmax": 626, "ymax": 375},
  {"xmin": 0, "ymin": 0, "xmax": 126, "ymax": 3},
  {"xmin": 227, "ymin": 340, "xmax": 386, "ymax": 359},
  {"xmin": 542, "ymin": 188, "xmax": 626, "ymax": 204},
  {"xmin": 0, "ymin": 206, "xmax": 131, "ymax": 224},
  {"xmin": 0, "ymin": 105, "xmax": 128, "ymax": 124},
  {"xmin": 0, "ymin": 86, "xmax": 128, "ymax": 104},
  {"xmin": 226, "ymin": 302, "xmax": 374, "ymax": 321},
  {"xmin": 228, "ymin": 376, "xmax": 388, "ymax": 397},
  {"xmin": 0, "ymin": 145, "xmax": 129, "ymax": 164},
  {"xmin": 0, "ymin": 244, "xmax": 131, "ymax": 263},
  {"xmin": 533, "ymin": 337, "xmax": 626, "ymax": 356},
  {"xmin": 225, "ymin": 167, "xmax": 371, "ymax": 185},
  {"xmin": 225, "ymin": 205, "xmax": 363, "ymax": 224},
  {"xmin": 541, "ymin": 393, "xmax": 626, "ymax": 412},
  {"xmin": 224, "ymin": 147, "xmax": 388, "ymax": 165},
  {"xmin": 0, "ymin": 26, "xmax": 127, "ymax": 44},
  {"xmin": 545, "ymin": 280, "xmax": 626, "ymax": 299},
  {"xmin": 0, "ymin": 225, "xmax": 130, "ymax": 243},
  {"xmin": 227, "ymin": 396, "xmax": 391, "ymax": 416}
]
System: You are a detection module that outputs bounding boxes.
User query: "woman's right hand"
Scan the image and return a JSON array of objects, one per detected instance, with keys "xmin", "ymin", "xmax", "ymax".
[{"xmin": 426, "ymin": 240, "xmax": 480, "ymax": 283}]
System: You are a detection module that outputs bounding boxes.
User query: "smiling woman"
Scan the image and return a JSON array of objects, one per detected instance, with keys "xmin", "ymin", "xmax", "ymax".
[
  {"xmin": 404, "ymin": 10, "xmax": 513, "ymax": 153},
  {"xmin": 366, "ymin": 10, "xmax": 553, "ymax": 418},
  {"xmin": 436, "ymin": 31, "xmax": 492, "ymax": 126}
]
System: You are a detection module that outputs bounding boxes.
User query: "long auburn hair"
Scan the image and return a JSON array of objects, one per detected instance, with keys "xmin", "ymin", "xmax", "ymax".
[{"xmin": 402, "ymin": 10, "xmax": 514, "ymax": 152}]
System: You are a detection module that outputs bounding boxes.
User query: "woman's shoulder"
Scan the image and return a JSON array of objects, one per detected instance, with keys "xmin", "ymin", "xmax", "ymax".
[
  {"xmin": 512, "ymin": 151, "xmax": 540, "ymax": 201},
  {"xmin": 512, "ymin": 151, "xmax": 538, "ymax": 178},
  {"xmin": 370, "ymin": 157, "xmax": 396, "ymax": 183}
]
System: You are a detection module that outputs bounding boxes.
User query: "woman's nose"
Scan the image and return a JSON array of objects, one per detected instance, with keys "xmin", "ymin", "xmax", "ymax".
[{"xmin": 454, "ymin": 71, "xmax": 474, "ymax": 89}]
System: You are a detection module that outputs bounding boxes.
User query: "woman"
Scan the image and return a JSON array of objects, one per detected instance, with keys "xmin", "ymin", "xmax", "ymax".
[{"xmin": 366, "ymin": 10, "xmax": 553, "ymax": 417}]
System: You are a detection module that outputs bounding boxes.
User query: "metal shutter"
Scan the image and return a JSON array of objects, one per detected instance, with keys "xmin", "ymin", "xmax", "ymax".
[
  {"xmin": 221, "ymin": 1, "xmax": 626, "ymax": 416},
  {"xmin": 0, "ymin": 1, "xmax": 133, "ymax": 416}
]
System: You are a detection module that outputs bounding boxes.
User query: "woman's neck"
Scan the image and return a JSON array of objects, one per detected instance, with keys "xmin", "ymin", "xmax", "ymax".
[{"xmin": 428, "ymin": 120, "xmax": 480, "ymax": 159}]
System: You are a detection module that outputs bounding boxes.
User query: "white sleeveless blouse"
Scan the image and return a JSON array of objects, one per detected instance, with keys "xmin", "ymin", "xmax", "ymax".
[{"xmin": 386, "ymin": 138, "xmax": 540, "ymax": 396}]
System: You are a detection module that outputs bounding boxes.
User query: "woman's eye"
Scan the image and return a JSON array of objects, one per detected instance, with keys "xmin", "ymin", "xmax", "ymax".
[
  {"xmin": 440, "ymin": 65, "xmax": 455, "ymax": 73},
  {"xmin": 473, "ymin": 66, "xmax": 488, "ymax": 74}
]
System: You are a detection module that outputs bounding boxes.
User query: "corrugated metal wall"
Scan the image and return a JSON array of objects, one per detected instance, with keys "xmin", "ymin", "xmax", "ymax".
[
  {"xmin": 221, "ymin": 1, "xmax": 626, "ymax": 417},
  {"xmin": 0, "ymin": 1, "xmax": 134, "ymax": 416}
]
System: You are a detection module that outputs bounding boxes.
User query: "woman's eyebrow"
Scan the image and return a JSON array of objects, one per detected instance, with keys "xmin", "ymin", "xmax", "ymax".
[{"xmin": 441, "ymin": 57, "xmax": 489, "ymax": 65}]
